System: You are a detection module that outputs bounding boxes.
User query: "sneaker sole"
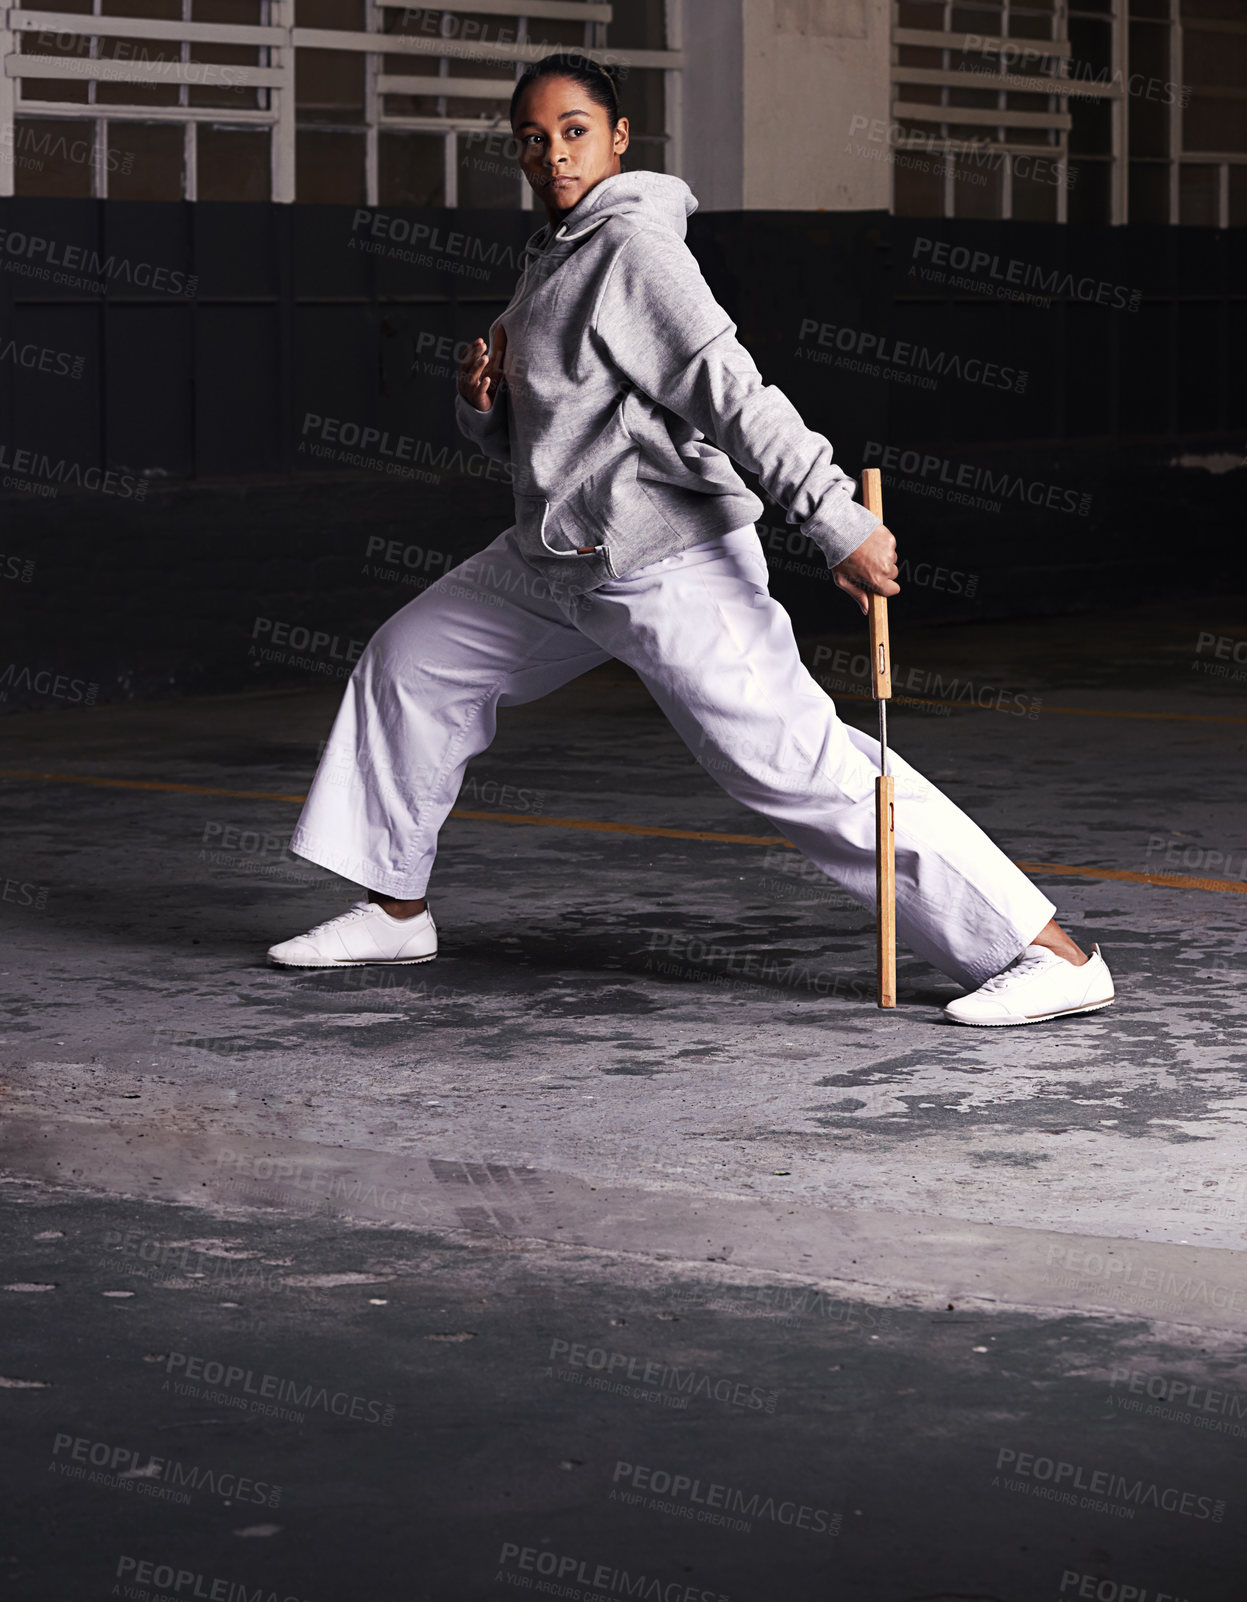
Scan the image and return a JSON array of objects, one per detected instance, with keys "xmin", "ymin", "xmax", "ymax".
[
  {"xmin": 267, "ymin": 952, "xmax": 437, "ymax": 969},
  {"xmin": 943, "ymin": 994, "xmax": 1115, "ymax": 1027}
]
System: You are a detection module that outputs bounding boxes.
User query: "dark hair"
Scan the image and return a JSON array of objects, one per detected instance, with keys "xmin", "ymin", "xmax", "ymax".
[{"xmin": 509, "ymin": 52, "xmax": 623, "ymax": 129}]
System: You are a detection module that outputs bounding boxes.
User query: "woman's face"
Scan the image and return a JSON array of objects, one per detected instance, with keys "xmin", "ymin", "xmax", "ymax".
[{"xmin": 512, "ymin": 74, "xmax": 629, "ymax": 221}]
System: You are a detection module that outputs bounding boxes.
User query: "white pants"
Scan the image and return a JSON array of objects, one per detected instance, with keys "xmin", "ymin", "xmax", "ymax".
[{"xmin": 290, "ymin": 525, "xmax": 1055, "ymax": 987}]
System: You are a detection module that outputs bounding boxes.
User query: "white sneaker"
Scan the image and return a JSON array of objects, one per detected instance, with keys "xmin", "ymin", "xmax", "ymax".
[
  {"xmin": 943, "ymin": 942, "xmax": 1114, "ymax": 1027},
  {"xmin": 267, "ymin": 901, "xmax": 437, "ymax": 969}
]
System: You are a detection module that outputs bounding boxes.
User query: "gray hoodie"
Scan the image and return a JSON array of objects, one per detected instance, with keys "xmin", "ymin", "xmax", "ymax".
[{"xmin": 454, "ymin": 170, "xmax": 880, "ymax": 597}]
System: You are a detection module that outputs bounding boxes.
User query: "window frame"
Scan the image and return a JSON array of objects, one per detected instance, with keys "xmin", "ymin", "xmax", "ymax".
[
  {"xmin": 890, "ymin": 0, "xmax": 1247, "ymax": 224},
  {"xmin": 0, "ymin": 0, "xmax": 685, "ymax": 203}
]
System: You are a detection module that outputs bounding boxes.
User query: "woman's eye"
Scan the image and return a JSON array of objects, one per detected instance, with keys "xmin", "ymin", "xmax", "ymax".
[{"xmin": 520, "ymin": 125, "xmax": 586, "ymax": 146}]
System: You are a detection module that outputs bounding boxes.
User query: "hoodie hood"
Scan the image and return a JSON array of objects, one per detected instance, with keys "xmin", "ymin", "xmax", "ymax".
[{"xmin": 522, "ymin": 172, "xmax": 697, "ymax": 263}]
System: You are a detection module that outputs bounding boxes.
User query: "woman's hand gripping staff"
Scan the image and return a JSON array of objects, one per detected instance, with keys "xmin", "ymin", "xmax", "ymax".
[{"xmin": 831, "ymin": 513, "xmax": 900, "ymax": 617}]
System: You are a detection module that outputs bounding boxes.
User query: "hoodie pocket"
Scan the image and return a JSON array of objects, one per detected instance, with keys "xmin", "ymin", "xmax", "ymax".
[{"xmin": 545, "ymin": 399, "xmax": 641, "ymax": 551}]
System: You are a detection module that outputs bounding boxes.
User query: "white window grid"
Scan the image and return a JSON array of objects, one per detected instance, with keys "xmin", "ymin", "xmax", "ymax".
[
  {"xmin": 1115, "ymin": 0, "xmax": 1247, "ymax": 229},
  {"xmin": 890, "ymin": 0, "xmax": 1247, "ymax": 224},
  {"xmin": 891, "ymin": 0, "xmax": 1075, "ymax": 221},
  {"xmin": 0, "ymin": 0, "xmax": 685, "ymax": 201}
]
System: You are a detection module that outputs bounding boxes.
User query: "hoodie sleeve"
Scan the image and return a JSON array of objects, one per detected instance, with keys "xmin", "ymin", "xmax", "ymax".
[
  {"xmin": 590, "ymin": 227, "xmax": 880, "ymax": 569},
  {"xmin": 454, "ymin": 384, "xmax": 511, "ymax": 464}
]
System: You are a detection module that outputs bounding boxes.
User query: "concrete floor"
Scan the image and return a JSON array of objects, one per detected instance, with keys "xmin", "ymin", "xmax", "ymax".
[{"xmin": 2, "ymin": 597, "xmax": 1246, "ymax": 1597}]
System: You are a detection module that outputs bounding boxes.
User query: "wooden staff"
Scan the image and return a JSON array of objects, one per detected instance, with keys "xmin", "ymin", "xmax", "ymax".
[{"xmin": 861, "ymin": 468, "xmax": 896, "ymax": 1009}]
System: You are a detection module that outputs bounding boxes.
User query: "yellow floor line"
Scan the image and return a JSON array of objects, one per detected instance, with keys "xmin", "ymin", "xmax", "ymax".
[
  {"xmin": 0, "ymin": 769, "xmax": 789, "ymax": 843},
  {"xmin": 0, "ymin": 770, "xmax": 310, "ymax": 804},
  {"xmin": 1014, "ymin": 861, "xmax": 1247, "ymax": 895},
  {"xmin": 830, "ymin": 691, "xmax": 1247, "ymax": 724},
  {"xmin": 1, "ymin": 767, "xmax": 1243, "ymax": 894},
  {"xmin": 451, "ymin": 808, "xmax": 782, "ymax": 846}
]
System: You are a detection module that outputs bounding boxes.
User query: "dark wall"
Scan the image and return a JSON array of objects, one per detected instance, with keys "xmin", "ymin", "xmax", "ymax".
[{"xmin": 1, "ymin": 198, "xmax": 1243, "ymax": 708}]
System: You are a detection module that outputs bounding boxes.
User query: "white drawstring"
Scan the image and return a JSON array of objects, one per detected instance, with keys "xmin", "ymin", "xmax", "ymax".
[{"xmin": 531, "ymin": 498, "xmax": 605, "ymax": 559}]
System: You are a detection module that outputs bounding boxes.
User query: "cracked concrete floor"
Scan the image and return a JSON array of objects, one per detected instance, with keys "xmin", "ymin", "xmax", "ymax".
[
  {"xmin": 1, "ymin": 597, "xmax": 1246, "ymax": 1596},
  {"xmin": 1, "ymin": 600, "xmax": 1244, "ymax": 1245}
]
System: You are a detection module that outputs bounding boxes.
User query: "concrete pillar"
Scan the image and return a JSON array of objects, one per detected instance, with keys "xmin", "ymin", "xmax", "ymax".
[
  {"xmin": 682, "ymin": 0, "xmax": 892, "ymax": 211},
  {"xmin": 679, "ymin": 0, "xmax": 745, "ymax": 210}
]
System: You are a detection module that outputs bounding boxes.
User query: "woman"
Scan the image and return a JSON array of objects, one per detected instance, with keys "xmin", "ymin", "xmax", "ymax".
[{"xmin": 269, "ymin": 52, "xmax": 1114, "ymax": 1028}]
